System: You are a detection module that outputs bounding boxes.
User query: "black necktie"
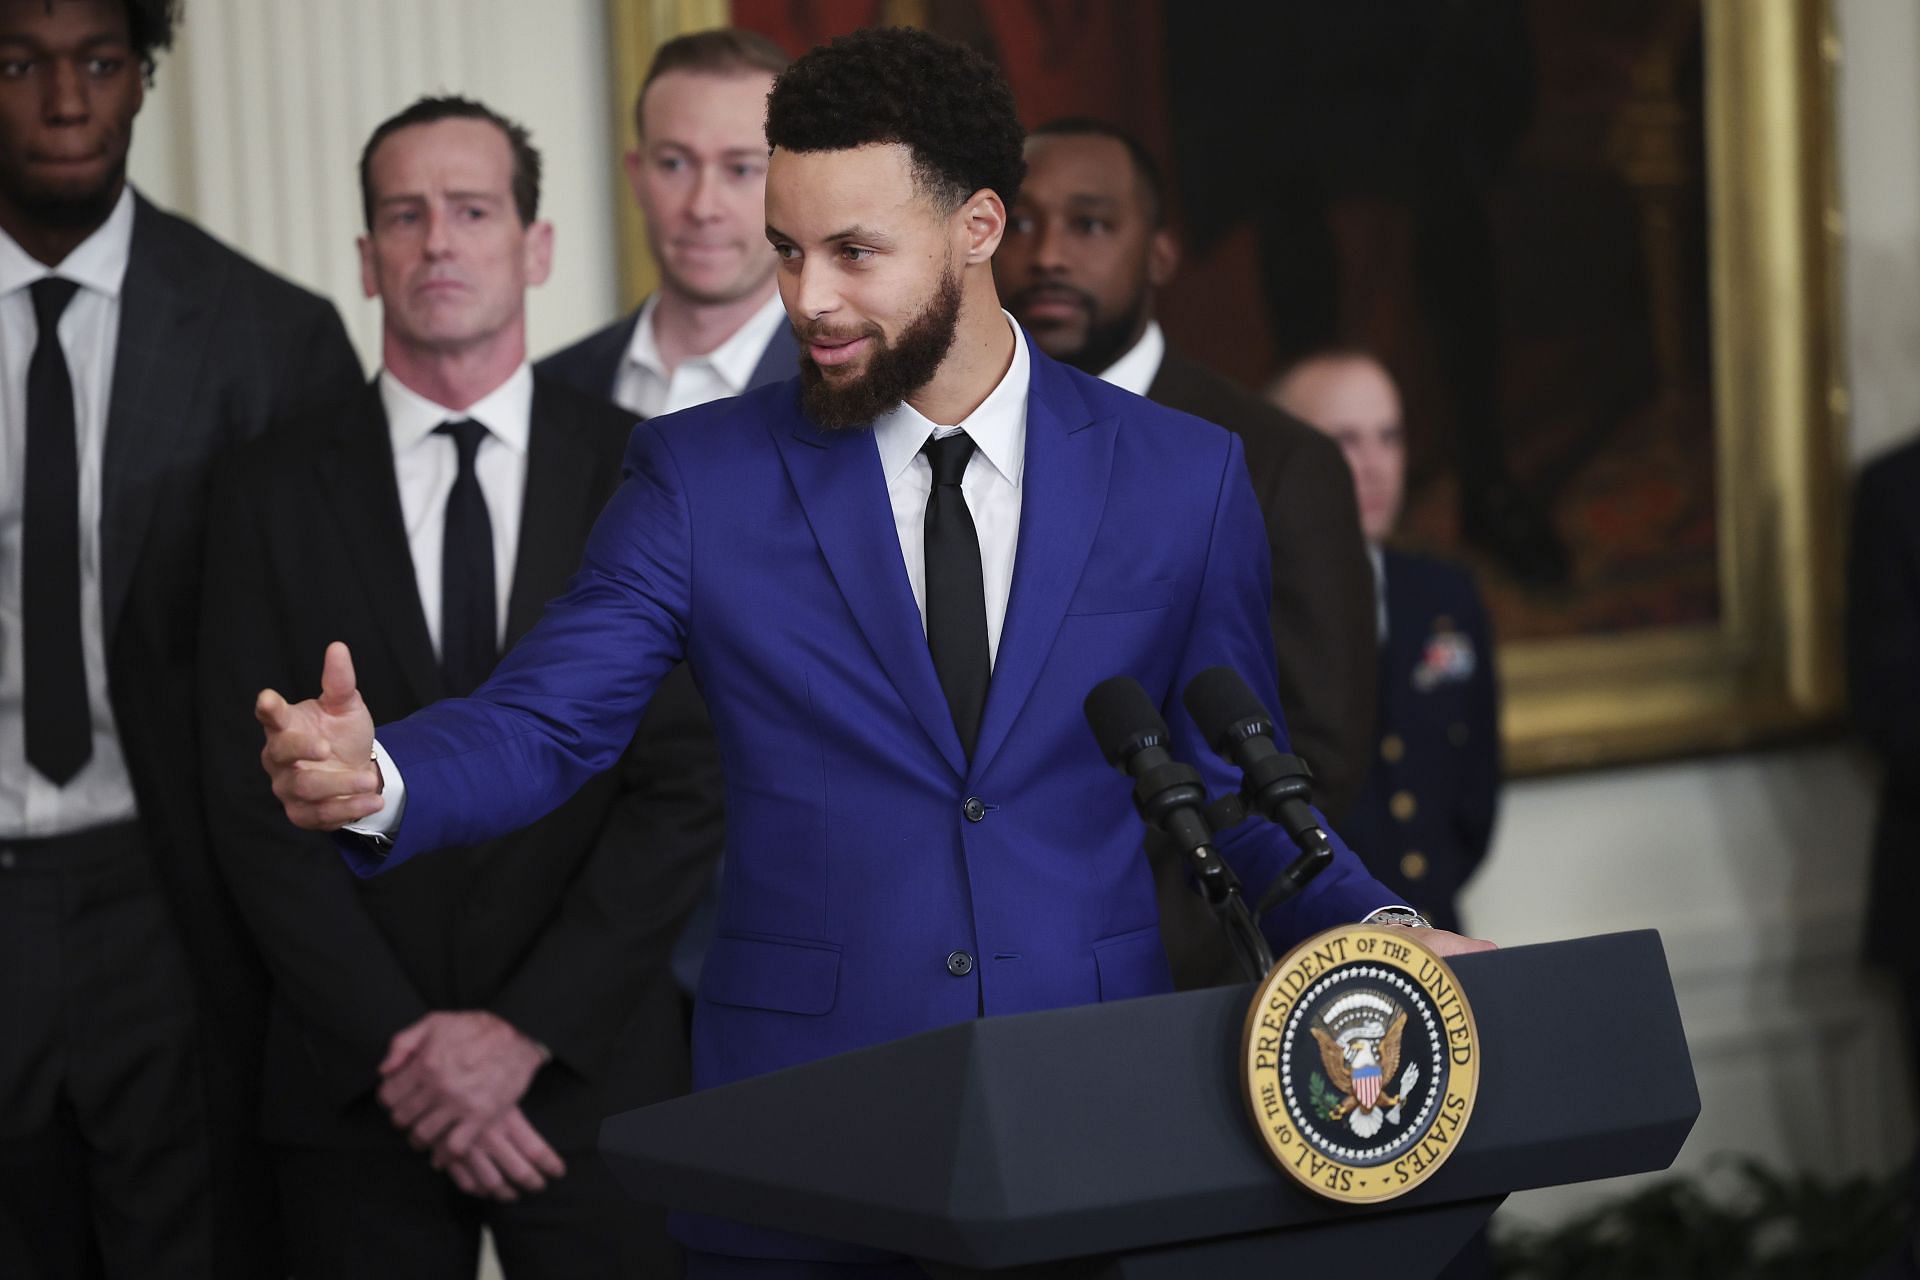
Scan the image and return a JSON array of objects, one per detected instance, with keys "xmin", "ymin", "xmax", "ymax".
[
  {"xmin": 922, "ymin": 432, "xmax": 989, "ymax": 757},
  {"xmin": 23, "ymin": 277, "xmax": 88, "ymax": 785},
  {"xmin": 435, "ymin": 419, "xmax": 497, "ymax": 696}
]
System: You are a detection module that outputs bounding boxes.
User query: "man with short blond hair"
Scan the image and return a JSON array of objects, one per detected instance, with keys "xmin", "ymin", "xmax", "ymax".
[{"xmin": 540, "ymin": 28, "xmax": 796, "ymax": 418}]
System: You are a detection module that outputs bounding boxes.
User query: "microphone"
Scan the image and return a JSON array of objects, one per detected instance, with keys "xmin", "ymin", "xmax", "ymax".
[
  {"xmin": 1182, "ymin": 666, "xmax": 1333, "ymax": 915},
  {"xmin": 1085, "ymin": 675, "xmax": 1276, "ymax": 979},
  {"xmin": 1084, "ymin": 675, "xmax": 1216, "ymax": 862}
]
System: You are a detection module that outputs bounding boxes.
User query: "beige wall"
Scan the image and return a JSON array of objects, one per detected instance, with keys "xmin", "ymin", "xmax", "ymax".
[{"xmin": 130, "ymin": 0, "xmax": 1919, "ymax": 1251}]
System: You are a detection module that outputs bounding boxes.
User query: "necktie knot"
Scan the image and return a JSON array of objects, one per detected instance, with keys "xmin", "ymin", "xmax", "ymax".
[
  {"xmin": 922, "ymin": 431, "xmax": 976, "ymax": 488},
  {"xmin": 435, "ymin": 418, "xmax": 488, "ymax": 468},
  {"xmin": 30, "ymin": 277, "xmax": 78, "ymax": 331}
]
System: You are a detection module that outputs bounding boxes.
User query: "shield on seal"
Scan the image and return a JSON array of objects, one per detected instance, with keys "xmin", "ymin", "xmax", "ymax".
[{"xmin": 1353, "ymin": 1061, "xmax": 1382, "ymax": 1110}]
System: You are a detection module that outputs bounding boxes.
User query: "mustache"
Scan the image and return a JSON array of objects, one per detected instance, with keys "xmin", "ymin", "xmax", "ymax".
[
  {"xmin": 792, "ymin": 318, "xmax": 882, "ymax": 346},
  {"xmin": 1009, "ymin": 282, "xmax": 1097, "ymax": 313}
]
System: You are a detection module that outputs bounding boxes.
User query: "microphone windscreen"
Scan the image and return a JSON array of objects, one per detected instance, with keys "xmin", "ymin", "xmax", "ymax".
[
  {"xmin": 1083, "ymin": 676, "xmax": 1168, "ymax": 767},
  {"xmin": 1182, "ymin": 666, "xmax": 1270, "ymax": 751}
]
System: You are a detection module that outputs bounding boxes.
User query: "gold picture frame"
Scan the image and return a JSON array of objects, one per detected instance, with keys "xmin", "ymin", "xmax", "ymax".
[
  {"xmin": 603, "ymin": 0, "xmax": 1846, "ymax": 775},
  {"xmin": 1498, "ymin": 0, "xmax": 1844, "ymax": 772}
]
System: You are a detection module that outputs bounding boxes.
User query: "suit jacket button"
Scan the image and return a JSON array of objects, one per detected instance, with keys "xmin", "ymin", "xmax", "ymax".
[
  {"xmin": 0, "ymin": 849, "xmax": 14, "ymax": 871},
  {"xmin": 963, "ymin": 796, "xmax": 988, "ymax": 822},
  {"xmin": 1390, "ymin": 790, "xmax": 1418, "ymax": 822},
  {"xmin": 946, "ymin": 950, "xmax": 975, "ymax": 976},
  {"xmin": 1380, "ymin": 734, "xmax": 1405, "ymax": 763},
  {"xmin": 1401, "ymin": 850, "xmax": 1428, "ymax": 880}
]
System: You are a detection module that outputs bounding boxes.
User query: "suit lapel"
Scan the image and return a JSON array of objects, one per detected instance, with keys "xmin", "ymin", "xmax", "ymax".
[
  {"xmin": 101, "ymin": 197, "xmax": 213, "ymax": 643},
  {"xmin": 321, "ymin": 384, "xmax": 446, "ymax": 707},
  {"xmin": 505, "ymin": 381, "xmax": 605, "ymax": 648},
  {"xmin": 971, "ymin": 345, "xmax": 1113, "ymax": 776},
  {"xmin": 772, "ymin": 410, "xmax": 968, "ymax": 778}
]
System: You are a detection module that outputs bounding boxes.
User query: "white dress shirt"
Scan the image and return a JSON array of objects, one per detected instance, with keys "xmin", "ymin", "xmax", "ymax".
[
  {"xmin": 0, "ymin": 187, "xmax": 138, "ymax": 837},
  {"xmin": 360, "ymin": 316, "xmax": 1033, "ymax": 838},
  {"xmin": 873, "ymin": 311, "xmax": 1030, "ymax": 666},
  {"xmin": 1095, "ymin": 319, "xmax": 1166, "ymax": 398},
  {"xmin": 614, "ymin": 290, "xmax": 788, "ymax": 420},
  {"xmin": 379, "ymin": 364, "xmax": 534, "ymax": 654}
]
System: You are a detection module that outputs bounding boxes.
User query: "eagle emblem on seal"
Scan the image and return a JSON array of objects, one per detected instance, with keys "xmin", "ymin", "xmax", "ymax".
[{"xmin": 1309, "ymin": 991, "xmax": 1420, "ymax": 1138}]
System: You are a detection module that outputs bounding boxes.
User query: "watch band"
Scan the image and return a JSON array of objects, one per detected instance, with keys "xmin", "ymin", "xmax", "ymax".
[{"xmin": 1362, "ymin": 905, "xmax": 1433, "ymax": 929}]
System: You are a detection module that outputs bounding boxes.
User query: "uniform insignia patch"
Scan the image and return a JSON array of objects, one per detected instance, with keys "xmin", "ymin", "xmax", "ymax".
[{"xmin": 1412, "ymin": 628, "xmax": 1476, "ymax": 692}]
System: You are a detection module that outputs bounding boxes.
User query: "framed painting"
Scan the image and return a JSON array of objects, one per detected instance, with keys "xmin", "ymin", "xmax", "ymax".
[{"xmin": 604, "ymin": 0, "xmax": 1845, "ymax": 774}]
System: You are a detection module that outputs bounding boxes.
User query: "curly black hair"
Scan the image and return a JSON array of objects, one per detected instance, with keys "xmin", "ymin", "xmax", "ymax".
[
  {"xmin": 765, "ymin": 26, "xmax": 1025, "ymax": 212},
  {"xmin": 117, "ymin": 0, "xmax": 180, "ymax": 82}
]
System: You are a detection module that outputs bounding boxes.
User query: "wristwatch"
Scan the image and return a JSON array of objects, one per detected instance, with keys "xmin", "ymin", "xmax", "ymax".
[{"xmin": 1362, "ymin": 905, "xmax": 1433, "ymax": 929}]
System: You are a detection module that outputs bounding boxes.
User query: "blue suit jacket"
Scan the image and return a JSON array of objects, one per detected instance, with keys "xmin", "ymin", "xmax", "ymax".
[{"xmin": 352, "ymin": 337, "xmax": 1393, "ymax": 1250}]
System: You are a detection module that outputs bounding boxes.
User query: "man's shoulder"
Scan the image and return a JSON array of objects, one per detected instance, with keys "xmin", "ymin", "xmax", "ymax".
[
  {"xmin": 132, "ymin": 195, "xmax": 338, "ymax": 315},
  {"xmin": 535, "ymin": 309, "xmax": 639, "ymax": 395},
  {"xmin": 1385, "ymin": 548, "xmax": 1487, "ymax": 615},
  {"xmin": 1147, "ymin": 347, "xmax": 1344, "ymax": 478},
  {"xmin": 222, "ymin": 382, "xmax": 375, "ymax": 478}
]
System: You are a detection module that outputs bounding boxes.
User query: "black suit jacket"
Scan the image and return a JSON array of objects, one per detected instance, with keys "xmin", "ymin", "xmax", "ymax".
[
  {"xmin": 62, "ymin": 192, "xmax": 364, "ymax": 1272},
  {"xmin": 536, "ymin": 301, "xmax": 799, "ymax": 411},
  {"xmin": 197, "ymin": 376, "xmax": 723, "ymax": 1149},
  {"xmin": 1145, "ymin": 349, "xmax": 1377, "ymax": 986},
  {"xmin": 1850, "ymin": 438, "xmax": 1920, "ymax": 972}
]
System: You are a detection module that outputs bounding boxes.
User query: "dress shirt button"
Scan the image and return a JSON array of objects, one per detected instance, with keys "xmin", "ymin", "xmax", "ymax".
[
  {"xmin": 1380, "ymin": 734, "xmax": 1405, "ymax": 763},
  {"xmin": 1401, "ymin": 850, "xmax": 1428, "ymax": 881},
  {"xmin": 963, "ymin": 796, "xmax": 988, "ymax": 823},
  {"xmin": 946, "ymin": 950, "xmax": 975, "ymax": 977},
  {"xmin": 0, "ymin": 849, "xmax": 14, "ymax": 871},
  {"xmin": 1390, "ymin": 790, "xmax": 1418, "ymax": 822}
]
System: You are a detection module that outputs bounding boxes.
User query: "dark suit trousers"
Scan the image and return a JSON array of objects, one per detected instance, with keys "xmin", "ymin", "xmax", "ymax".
[
  {"xmin": 276, "ymin": 1141, "xmax": 680, "ymax": 1279},
  {"xmin": 0, "ymin": 822, "xmax": 211, "ymax": 1279}
]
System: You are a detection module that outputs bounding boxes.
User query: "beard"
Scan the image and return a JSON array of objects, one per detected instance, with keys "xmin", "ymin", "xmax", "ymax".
[
  {"xmin": 1007, "ymin": 282, "xmax": 1144, "ymax": 375},
  {"xmin": 797, "ymin": 264, "xmax": 963, "ymax": 431},
  {"xmin": 0, "ymin": 157, "xmax": 127, "ymax": 234}
]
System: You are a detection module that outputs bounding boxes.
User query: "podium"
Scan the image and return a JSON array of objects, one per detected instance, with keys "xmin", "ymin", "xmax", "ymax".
[{"xmin": 601, "ymin": 931, "xmax": 1698, "ymax": 1277}]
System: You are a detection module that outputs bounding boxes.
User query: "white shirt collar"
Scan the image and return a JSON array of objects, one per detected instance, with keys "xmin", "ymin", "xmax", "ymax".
[
  {"xmin": 874, "ymin": 311, "xmax": 1030, "ymax": 489},
  {"xmin": 379, "ymin": 362, "xmax": 534, "ymax": 457},
  {"xmin": 624, "ymin": 289, "xmax": 788, "ymax": 393},
  {"xmin": 1095, "ymin": 319, "xmax": 1165, "ymax": 397},
  {"xmin": 0, "ymin": 184, "xmax": 135, "ymax": 300}
]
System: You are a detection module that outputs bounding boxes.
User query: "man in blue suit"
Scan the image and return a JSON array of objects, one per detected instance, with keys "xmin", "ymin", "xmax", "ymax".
[{"xmin": 257, "ymin": 28, "xmax": 1492, "ymax": 1273}]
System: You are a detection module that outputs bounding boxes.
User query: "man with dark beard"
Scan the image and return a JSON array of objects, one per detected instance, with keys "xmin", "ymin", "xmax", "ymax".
[
  {"xmin": 0, "ymin": 1, "xmax": 363, "ymax": 1275},
  {"xmin": 997, "ymin": 119, "xmax": 1379, "ymax": 988},
  {"xmin": 249, "ymin": 29, "xmax": 1491, "ymax": 1274}
]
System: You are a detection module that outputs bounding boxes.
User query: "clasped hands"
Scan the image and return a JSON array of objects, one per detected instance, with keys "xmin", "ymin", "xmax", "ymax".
[{"xmin": 379, "ymin": 1009, "xmax": 564, "ymax": 1202}]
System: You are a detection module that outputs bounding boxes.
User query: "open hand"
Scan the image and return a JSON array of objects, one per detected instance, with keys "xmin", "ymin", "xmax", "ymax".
[{"xmin": 256, "ymin": 641, "xmax": 380, "ymax": 830}]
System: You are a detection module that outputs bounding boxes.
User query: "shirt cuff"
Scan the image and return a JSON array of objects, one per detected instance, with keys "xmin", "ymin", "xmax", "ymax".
[{"xmin": 344, "ymin": 739, "xmax": 407, "ymax": 839}]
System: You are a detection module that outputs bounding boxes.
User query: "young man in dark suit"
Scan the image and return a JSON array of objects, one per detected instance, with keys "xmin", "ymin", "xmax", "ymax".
[
  {"xmin": 995, "ymin": 118, "xmax": 1378, "ymax": 987},
  {"xmin": 0, "ymin": 2, "xmax": 363, "ymax": 1274},
  {"xmin": 1272, "ymin": 351, "xmax": 1501, "ymax": 934},
  {"xmin": 198, "ymin": 97, "xmax": 719, "ymax": 1276},
  {"xmin": 538, "ymin": 29, "xmax": 797, "ymax": 418}
]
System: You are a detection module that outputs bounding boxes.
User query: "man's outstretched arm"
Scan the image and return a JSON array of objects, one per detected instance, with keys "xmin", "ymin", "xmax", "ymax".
[{"xmin": 256, "ymin": 422, "xmax": 696, "ymax": 864}]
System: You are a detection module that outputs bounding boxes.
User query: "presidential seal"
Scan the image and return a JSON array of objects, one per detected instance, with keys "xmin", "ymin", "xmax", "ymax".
[{"xmin": 1240, "ymin": 924, "xmax": 1480, "ymax": 1203}]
